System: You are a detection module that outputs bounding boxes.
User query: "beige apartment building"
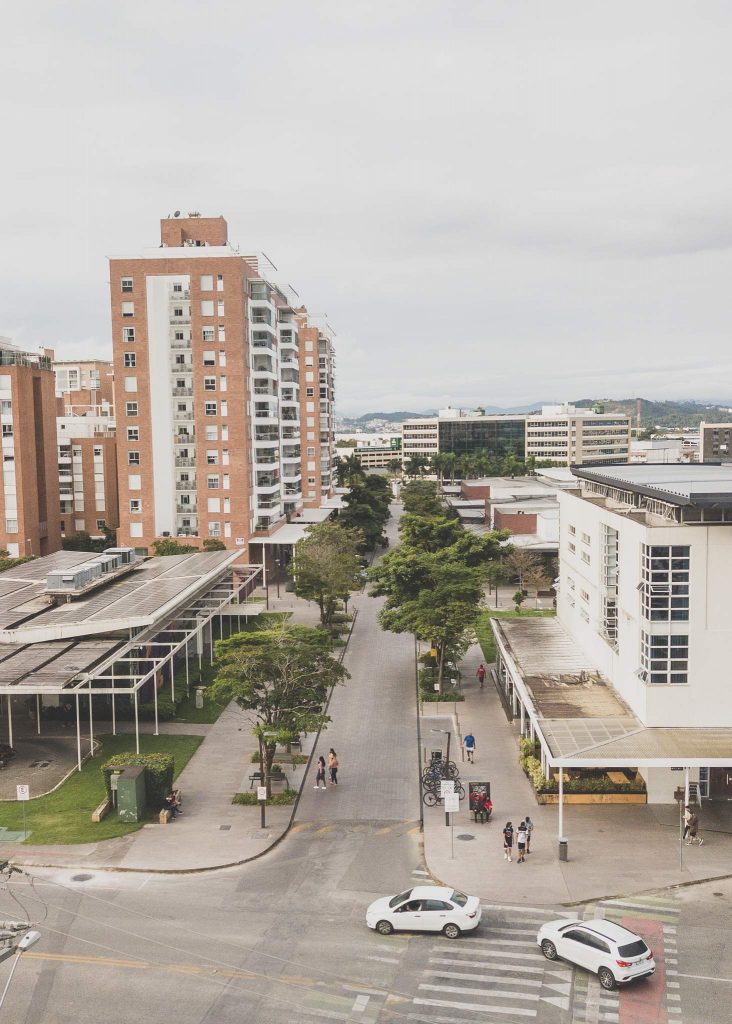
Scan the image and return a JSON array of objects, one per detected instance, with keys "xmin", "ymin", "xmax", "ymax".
[
  {"xmin": 52, "ymin": 357, "xmax": 115, "ymax": 416},
  {"xmin": 700, "ymin": 421, "xmax": 732, "ymax": 463},
  {"xmin": 0, "ymin": 340, "xmax": 61, "ymax": 558},
  {"xmin": 57, "ymin": 418, "xmax": 118, "ymax": 539},
  {"xmin": 297, "ymin": 314, "xmax": 336, "ymax": 504},
  {"xmin": 109, "ymin": 213, "xmax": 334, "ymax": 554}
]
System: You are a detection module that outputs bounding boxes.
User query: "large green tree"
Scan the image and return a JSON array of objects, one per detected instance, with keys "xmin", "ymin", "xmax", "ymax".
[
  {"xmin": 291, "ymin": 522, "xmax": 363, "ymax": 629},
  {"xmin": 152, "ymin": 539, "xmax": 198, "ymax": 556},
  {"xmin": 211, "ymin": 622, "xmax": 349, "ymax": 792},
  {"xmin": 400, "ymin": 479, "xmax": 443, "ymax": 517},
  {"xmin": 339, "ymin": 475, "xmax": 392, "ymax": 551}
]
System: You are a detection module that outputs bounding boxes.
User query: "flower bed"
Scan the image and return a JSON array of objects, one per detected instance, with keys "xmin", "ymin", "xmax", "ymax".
[{"xmin": 518, "ymin": 741, "xmax": 646, "ymax": 801}]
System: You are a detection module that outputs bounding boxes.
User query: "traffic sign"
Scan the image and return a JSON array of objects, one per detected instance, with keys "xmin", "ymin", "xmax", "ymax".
[
  {"xmin": 257, "ymin": 786, "xmax": 267, "ymax": 801},
  {"xmin": 16, "ymin": 785, "xmax": 30, "ymax": 801},
  {"xmin": 440, "ymin": 780, "xmax": 455, "ymax": 798},
  {"xmin": 444, "ymin": 792, "xmax": 460, "ymax": 813}
]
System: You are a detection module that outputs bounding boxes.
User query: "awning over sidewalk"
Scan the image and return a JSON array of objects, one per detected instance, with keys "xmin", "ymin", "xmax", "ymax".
[{"xmin": 491, "ymin": 617, "xmax": 732, "ymax": 768}]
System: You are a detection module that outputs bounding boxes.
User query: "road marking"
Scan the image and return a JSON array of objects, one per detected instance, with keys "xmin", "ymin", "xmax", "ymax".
[
  {"xmin": 412, "ymin": 869, "xmax": 430, "ymax": 876},
  {"xmin": 424, "ymin": 970, "xmax": 543, "ymax": 988},
  {"xmin": 481, "ymin": 904, "xmax": 566, "ymax": 915},
  {"xmin": 367, "ymin": 955, "xmax": 400, "ymax": 965},
  {"xmin": 414, "ymin": 996, "xmax": 536, "ymax": 1018},
  {"xmin": 675, "ymin": 973, "xmax": 732, "ymax": 983},
  {"xmin": 351, "ymin": 994, "xmax": 369, "ymax": 1012},
  {"xmin": 429, "ymin": 957, "xmax": 547, "ymax": 974},
  {"xmin": 419, "ymin": 982, "xmax": 539, "ymax": 1001}
]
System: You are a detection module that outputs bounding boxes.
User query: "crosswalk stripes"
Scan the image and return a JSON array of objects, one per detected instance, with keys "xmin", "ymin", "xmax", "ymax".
[{"xmin": 406, "ymin": 909, "xmax": 573, "ymax": 1021}]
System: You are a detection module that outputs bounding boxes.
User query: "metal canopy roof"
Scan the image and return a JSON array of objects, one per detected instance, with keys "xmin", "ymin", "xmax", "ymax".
[
  {"xmin": 573, "ymin": 463, "xmax": 732, "ymax": 508},
  {"xmin": 492, "ymin": 617, "xmax": 732, "ymax": 767}
]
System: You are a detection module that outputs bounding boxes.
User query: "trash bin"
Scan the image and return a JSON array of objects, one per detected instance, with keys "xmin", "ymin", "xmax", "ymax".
[
  {"xmin": 195, "ymin": 687, "xmax": 204, "ymax": 710},
  {"xmin": 558, "ymin": 838, "xmax": 568, "ymax": 862}
]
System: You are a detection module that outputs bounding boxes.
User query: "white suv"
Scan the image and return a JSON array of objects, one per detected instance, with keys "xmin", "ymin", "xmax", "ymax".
[{"xmin": 537, "ymin": 918, "xmax": 655, "ymax": 990}]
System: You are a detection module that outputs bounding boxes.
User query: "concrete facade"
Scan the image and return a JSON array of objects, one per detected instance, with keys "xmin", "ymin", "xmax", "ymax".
[
  {"xmin": 57, "ymin": 421, "xmax": 119, "ymax": 539},
  {"xmin": 700, "ymin": 421, "xmax": 732, "ymax": 463}
]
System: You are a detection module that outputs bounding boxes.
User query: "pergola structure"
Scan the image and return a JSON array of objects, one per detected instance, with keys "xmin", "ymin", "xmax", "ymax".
[
  {"xmin": 491, "ymin": 616, "xmax": 732, "ymax": 845},
  {"xmin": 0, "ymin": 550, "xmax": 264, "ymax": 768}
]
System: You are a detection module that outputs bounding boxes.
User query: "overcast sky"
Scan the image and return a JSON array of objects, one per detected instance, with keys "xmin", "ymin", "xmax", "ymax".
[{"xmin": 2, "ymin": 1, "xmax": 732, "ymax": 415}]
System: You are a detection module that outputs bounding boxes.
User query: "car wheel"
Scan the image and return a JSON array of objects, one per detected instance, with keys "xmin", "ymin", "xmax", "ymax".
[
  {"xmin": 376, "ymin": 920, "xmax": 393, "ymax": 936},
  {"xmin": 541, "ymin": 939, "xmax": 558, "ymax": 961},
  {"xmin": 443, "ymin": 923, "xmax": 461, "ymax": 939},
  {"xmin": 598, "ymin": 967, "xmax": 616, "ymax": 991}
]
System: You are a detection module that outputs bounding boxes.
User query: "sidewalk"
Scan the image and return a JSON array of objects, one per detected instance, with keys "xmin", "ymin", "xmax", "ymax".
[
  {"xmin": 0, "ymin": 591, "xmax": 326, "ymax": 873},
  {"xmin": 422, "ymin": 642, "xmax": 732, "ymax": 905}
]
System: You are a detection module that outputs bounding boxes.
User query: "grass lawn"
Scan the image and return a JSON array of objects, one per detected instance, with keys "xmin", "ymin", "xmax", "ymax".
[
  {"xmin": 165, "ymin": 611, "xmax": 291, "ymax": 725},
  {"xmin": 476, "ymin": 607, "xmax": 555, "ymax": 664},
  {"xmin": 0, "ymin": 734, "xmax": 203, "ymax": 845}
]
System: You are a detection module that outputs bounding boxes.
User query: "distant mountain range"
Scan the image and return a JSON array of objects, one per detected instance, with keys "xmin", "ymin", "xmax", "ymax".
[{"xmin": 338, "ymin": 398, "xmax": 732, "ymax": 429}]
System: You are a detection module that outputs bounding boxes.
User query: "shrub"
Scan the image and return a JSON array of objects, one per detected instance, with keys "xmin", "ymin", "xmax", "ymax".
[
  {"xmin": 518, "ymin": 752, "xmax": 647, "ymax": 795},
  {"xmin": 519, "ymin": 736, "xmax": 537, "ymax": 759},
  {"xmin": 420, "ymin": 690, "xmax": 465, "ymax": 703},
  {"xmin": 101, "ymin": 752, "xmax": 175, "ymax": 809},
  {"xmin": 233, "ymin": 790, "xmax": 297, "ymax": 806}
]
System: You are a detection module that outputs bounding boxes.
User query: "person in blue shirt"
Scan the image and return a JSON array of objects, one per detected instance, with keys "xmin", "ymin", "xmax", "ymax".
[{"xmin": 463, "ymin": 732, "xmax": 476, "ymax": 764}]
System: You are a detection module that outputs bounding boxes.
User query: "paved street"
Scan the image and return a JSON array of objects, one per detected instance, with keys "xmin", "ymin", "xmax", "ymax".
[{"xmin": 1, "ymin": 507, "xmax": 731, "ymax": 1022}]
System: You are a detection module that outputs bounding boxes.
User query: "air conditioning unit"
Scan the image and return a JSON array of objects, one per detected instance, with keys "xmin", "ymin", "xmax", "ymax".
[
  {"xmin": 46, "ymin": 562, "xmax": 103, "ymax": 592},
  {"xmin": 103, "ymin": 546, "xmax": 137, "ymax": 565}
]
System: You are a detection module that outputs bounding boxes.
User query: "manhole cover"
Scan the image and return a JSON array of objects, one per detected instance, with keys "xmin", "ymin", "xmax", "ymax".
[
  {"xmin": 30, "ymin": 760, "xmax": 51, "ymax": 768},
  {"xmin": 72, "ymin": 873, "xmax": 93, "ymax": 882},
  {"xmin": 219, "ymin": 825, "xmax": 231, "ymax": 831},
  {"xmin": 713, "ymin": 891, "xmax": 725, "ymax": 896},
  {"xmin": 457, "ymin": 834, "xmax": 476, "ymax": 841}
]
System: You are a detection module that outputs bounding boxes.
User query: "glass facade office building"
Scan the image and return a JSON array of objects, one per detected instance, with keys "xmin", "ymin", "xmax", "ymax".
[{"xmin": 438, "ymin": 418, "xmax": 526, "ymax": 458}]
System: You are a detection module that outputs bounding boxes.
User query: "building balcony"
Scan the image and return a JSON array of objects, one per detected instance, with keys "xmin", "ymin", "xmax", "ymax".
[
  {"xmin": 174, "ymin": 433, "xmax": 195, "ymax": 444},
  {"xmin": 175, "ymin": 456, "xmax": 196, "ymax": 467},
  {"xmin": 175, "ymin": 481, "xmax": 196, "ymax": 491},
  {"xmin": 169, "ymin": 289, "xmax": 191, "ymax": 300},
  {"xmin": 176, "ymin": 503, "xmax": 197, "ymax": 513},
  {"xmin": 174, "ymin": 411, "xmax": 194, "ymax": 422},
  {"xmin": 253, "ymin": 386, "xmax": 278, "ymax": 398},
  {"xmin": 169, "ymin": 315, "xmax": 191, "ymax": 325},
  {"xmin": 170, "ymin": 339, "xmax": 192, "ymax": 350},
  {"xmin": 254, "ymin": 410, "xmax": 279, "ymax": 423},
  {"xmin": 172, "ymin": 386, "xmax": 193, "ymax": 396},
  {"xmin": 256, "ymin": 479, "xmax": 281, "ymax": 494},
  {"xmin": 252, "ymin": 366, "xmax": 277, "ymax": 381},
  {"xmin": 254, "ymin": 454, "xmax": 278, "ymax": 468},
  {"xmin": 255, "ymin": 496, "xmax": 282, "ymax": 510}
]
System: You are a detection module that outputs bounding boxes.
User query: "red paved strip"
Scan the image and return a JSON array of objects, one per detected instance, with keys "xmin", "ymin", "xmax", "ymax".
[{"xmin": 619, "ymin": 916, "xmax": 667, "ymax": 1024}]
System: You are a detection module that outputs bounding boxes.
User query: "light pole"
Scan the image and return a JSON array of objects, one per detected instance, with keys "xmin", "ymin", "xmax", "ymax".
[
  {"xmin": 0, "ymin": 929, "xmax": 41, "ymax": 1010},
  {"xmin": 431, "ymin": 728, "xmax": 452, "ymax": 827}
]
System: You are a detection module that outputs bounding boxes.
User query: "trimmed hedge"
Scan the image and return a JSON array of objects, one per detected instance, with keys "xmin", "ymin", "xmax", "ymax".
[
  {"xmin": 233, "ymin": 790, "xmax": 297, "ymax": 806},
  {"xmin": 518, "ymin": 751, "xmax": 646, "ymax": 795},
  {"xmin": 101, "ymin": 752, "xmax": 175, "ymax": 809}
]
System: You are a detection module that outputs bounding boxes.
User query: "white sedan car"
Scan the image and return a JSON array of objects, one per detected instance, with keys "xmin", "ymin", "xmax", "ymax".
[
  {"xmin": 366, "ymin": 886, "xmax": 481, "ymax": 939},
  {"xmin": 537, "ymin": 918, "xmax": 656, "ymax": 990}
]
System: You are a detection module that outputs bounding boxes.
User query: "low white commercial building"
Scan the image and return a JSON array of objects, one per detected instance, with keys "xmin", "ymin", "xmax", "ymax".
[{"xmin": 492, "ymin": 463, "xmax": 732, "ymax": 812}]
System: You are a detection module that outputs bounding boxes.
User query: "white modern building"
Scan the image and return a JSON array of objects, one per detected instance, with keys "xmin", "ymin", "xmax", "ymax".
[
  {"xmin": 525, "ymin": 404, "xmax": 631, "ymax": 465},
  {"xmin": 492, "ymin": 463, "xmax": 732, "ymax": 811}
]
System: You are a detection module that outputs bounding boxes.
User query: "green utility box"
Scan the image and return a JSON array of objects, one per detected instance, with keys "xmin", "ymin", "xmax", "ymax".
[{"xmin": 109, "ymin": 765, "xmax": 146, "ymax": 822}]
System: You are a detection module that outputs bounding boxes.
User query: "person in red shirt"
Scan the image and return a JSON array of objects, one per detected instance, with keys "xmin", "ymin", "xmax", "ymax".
[{"xmin": 476, "ymin": 663, "xmax": 486, "ymax": 688}]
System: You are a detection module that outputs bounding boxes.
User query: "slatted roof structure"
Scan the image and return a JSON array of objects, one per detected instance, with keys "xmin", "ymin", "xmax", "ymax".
[
  {"xmin": 0, "ymin": 550, "xmax": 264, "ymax": 762},
  {"xmin": 492, "ymin": 616, "xmax": 732, "ymax": 768}
]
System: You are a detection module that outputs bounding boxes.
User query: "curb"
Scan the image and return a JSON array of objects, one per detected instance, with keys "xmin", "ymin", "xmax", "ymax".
[{"xmin": 9, "ymin": 610, "xmax": 362, "ymax": 878}]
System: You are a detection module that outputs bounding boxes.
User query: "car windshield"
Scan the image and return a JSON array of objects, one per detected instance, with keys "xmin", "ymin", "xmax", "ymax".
[
  {"xmin": 389, "ymin": 889, "xmax": 413, "ymax": 909},
  {"xmin": 450, "ymin": 891, "xmax": 468, "ymax": 907},
  {"xmin": 618, "ymin": 939, "xmax": 648, "ymax": 958}
]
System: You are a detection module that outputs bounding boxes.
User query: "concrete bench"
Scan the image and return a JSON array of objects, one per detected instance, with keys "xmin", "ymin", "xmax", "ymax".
[
  {"xmin": 248, "ymin": 770, "xmax": 288, "ymax": 789},
  {"xmin": 91, "ymin": 798, "xmax": 112, "ymax": 822}
]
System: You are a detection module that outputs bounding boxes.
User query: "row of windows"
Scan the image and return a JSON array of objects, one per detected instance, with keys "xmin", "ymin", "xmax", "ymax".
[{"xmin": 640, "ymin": 631, "xmax": 689, "ymax": 685}]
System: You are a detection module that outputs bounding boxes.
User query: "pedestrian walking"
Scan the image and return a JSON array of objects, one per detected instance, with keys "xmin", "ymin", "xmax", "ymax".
[
  {"xmin": 683, "ymin": 805, "xmax": 692, "ymax": 841},
  {"xmin": 525, "ymin": 814, "xmax": 533, "ymax": 853},
  {"xmin": 476, "ymin": 663, "xmax": 486, "ymax": 689},
  {"xmin": 503, "ymin": 821, "xmax": 514, "ymax": 862},
  {"xmin": 463, "ymin": 731, "xmax": 476, "ymax": 764},
  {"xmin": 516, "ymin": 821, "xmax": 527, "ymax": 863},
  {"xmin": 686, "ymin": 809, "xmax": 704, "ymax": 846},
  {"xmin": 328, "ymin": 748, "xmax": 339, "ymax": 785},
  {"xmin": 314, "ymin": 755, "xmax": 327, "ymax": 790}
]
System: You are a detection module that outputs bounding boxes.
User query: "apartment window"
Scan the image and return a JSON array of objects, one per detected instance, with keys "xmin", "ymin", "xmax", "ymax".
[
  {"xmin": 219, "ymin": 375, "xmax": 227, "ymax": 392},
  {"xmin": 217, "ymin": 300, "xmax": 225, "ymax": 315},
  {"xmin": 220, "ymin": 400, "xmax": 228, "ymax": 417},
  {"xmin": 208, "ymin": 498, "xmax": 221, "ymax": 513},
  {"xmin": 125, "ymin": 402, "xmax": 138, "ymax": 417},
  {"xmin": 205, "ymin": 426, "xmax": 218, "ymax": 441},
  {"xmin": 201, "ymin": 300, "xmax": 214, "ymax": 316},
  {"xmin": 207, "ymin": 475, "xmax": 219, "ymax": 489},
  {"xmin": 217, "ymin": 274, "xmax": 224, "ymax": 291},
  {"xmin": 580, "ymin": 589, "xmax": 590, "ymax": 602},
  {"xmin": 641, "ymin": 544, "xmax": 690, "ymax": 622},
  {"xmin": 580, "ymin": 608, "xmax": 590, "ymax": 623},
  {"xmin": 221, "ymin": 425, "xmax": 228, "ymax": 440},
  {"xmin": 567, "ymin": 577, "xmax": 575, "ymax": 590},
  {"xmin": 200, "ymin": 275, "xmax": 213, "ymax": 291},
  {"xmin": 127, "ymin": 427, "xmax": 139, "ymax": 441},
  {"xmin": 4, "ymin": 519, "xmax": 18, "ymax": 533},
  {"xmin": 306, "ymin": 387, "xmax": 315, "ymax": 398},
  {"xmin": 174, "ymin": 331, "xmax": 184, "ymax": 341},
  {"xmin": 128, "ymin": 451, "xmax": 140, "ymax": 466},
  {"xmin": 173, "ymin": 307, "xmax": 184, "ymax": 318},
  {"xmin": 568, "ymin": 525, "xmax": 576, "ymax": 536},
  {"xmin": 222, "ymin": 449, "xmax": 229, "ymax": 465},
  {"xmin": 173, "ymin": 283, "xmax": 183, "ymax": 293},
  {"xmin": 307, "ymin": 476, "xmax": 316, "ymax": 485},
  {"xmin": 205, "ymin": 402, "xmax": 217, "ymax": 416},
  {"xmin": 581, "ymin": 532, "xmax": 590, "ymax": 545},
  {"xmin": 218, "ymin": 326, "xmax": 225, "ymax": 342},
  {"xmin": 128, "ymin": 474, "xmax": 141, "ymax": 491},
  {"xmin": 568, "ymin": 541, "xmax": 576, "ymax": 554},
  {"xmin": 202, "ymin": 328, "xmax": 215, "ymax": 342},
  {"xmin": 307, "ymin": 447, "xmax": 315, "ymax": 457},
  {"xmin": 122, "ymin": 301, "xmax": 134, "ymax": 317},
  {"xmin": 2, "ymin": 425, "xmax": 12, "ymax": 438},
  {"xmin": 581, "ymin": 551, "xmax": 591, "ymax": 565},
  {"xmin": 203, "ymin": 350, "xmax": 215, "ymax": 366},
  {"xmin": 96, "ymin": 519, "xmax": 106, "ymax": 531},
  {"xmin": 93, "ymin": 446, "xmax": 103, "ymax": 458},
  {"xmin": 123, "ymin": 327, "xmax": 135, "ymax": 343},
  {"xmin": 124, "ymin": 377, "xmax": 138, "ymax": 393},
  {"xmin": 204, "ymin": 377, "xmax": 216, "ymax": 391},
  {"xmin": 208, "ymin": 521, "xmax": 221, "ymax": 537},
  {"xmin": 206, "ymin": 450, "xmax": 218, "ymax": 465},
  {"xmin": 121, "ymin": 278, "xmax": 133, "ymax": 292},
  {"xmin": 223, "ymin": 474, "xmax": 230, "ymax": 491},
  {"xmin": 129, "ymin": 499, "xmax": 141, "ymax": 513},
  {"xmin": 641, "ymin": 631, "xmax": 689, "ymax": 684},
  {"xmin": 124, "ymin": 353, "xmax": 136, "ymax": 368}
]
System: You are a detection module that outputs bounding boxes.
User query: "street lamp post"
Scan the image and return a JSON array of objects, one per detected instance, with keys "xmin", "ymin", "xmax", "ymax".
[
  {"xmin": 431, "ymin": 728, "xmax": 452, "ymax": 826},
  {"xmin": 0, "ymin": 929, "xmax": 41, "ymax": 1010}
]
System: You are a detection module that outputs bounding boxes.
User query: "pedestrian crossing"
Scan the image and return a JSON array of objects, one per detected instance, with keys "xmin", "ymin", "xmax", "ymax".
[{"xmin": 405, "ymin": 904, "xmax": 574, "ymax": 1021}]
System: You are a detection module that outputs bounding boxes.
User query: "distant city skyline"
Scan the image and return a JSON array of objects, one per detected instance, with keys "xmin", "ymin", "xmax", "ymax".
[{"xmin": 3, "ymin": 3, "xmax": 732, "ymax": 417}]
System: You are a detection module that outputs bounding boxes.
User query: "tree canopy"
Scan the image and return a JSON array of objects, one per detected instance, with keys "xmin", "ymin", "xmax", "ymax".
[
  {"xmin": 152, "ymin": 538, "xmax": 198, "ymax": 556},
  {"xmin": 291, "ymin": 521, "xmax": 363, "ymax": 629},
  {"xmin": 339, "ymin": 474, "xmax": 392, "ymax": 551},
  {"xmin": 400, "ymin": 479, "xmax": 443, "ymax": 517},
  {"xmin": 211, "ymin": 622, "xmax": 349, "ymax": 791}
]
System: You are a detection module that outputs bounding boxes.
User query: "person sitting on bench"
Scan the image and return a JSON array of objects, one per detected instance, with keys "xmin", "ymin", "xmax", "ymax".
[{"xmin": 163, "ymin": 792, "xmax": 182, "ymax": 819}]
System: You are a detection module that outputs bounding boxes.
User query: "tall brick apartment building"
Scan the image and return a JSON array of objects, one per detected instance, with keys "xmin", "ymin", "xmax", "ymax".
[
  {"xmin": 0, "ymin": 340, "xmax": 61, "ymax": 557},
  {"xmin": 109, "ymin": 214, "xmax": 335, "ymax": 554}
]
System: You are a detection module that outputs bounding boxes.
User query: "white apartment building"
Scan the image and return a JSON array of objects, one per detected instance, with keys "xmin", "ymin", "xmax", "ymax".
[
  {"xmin": 491, "ymin": 463, "xmax": 732, "ymax": 810},
  {"xmin": 525, "ymin": 404, "xmax": 631, "ymax": 465}
]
